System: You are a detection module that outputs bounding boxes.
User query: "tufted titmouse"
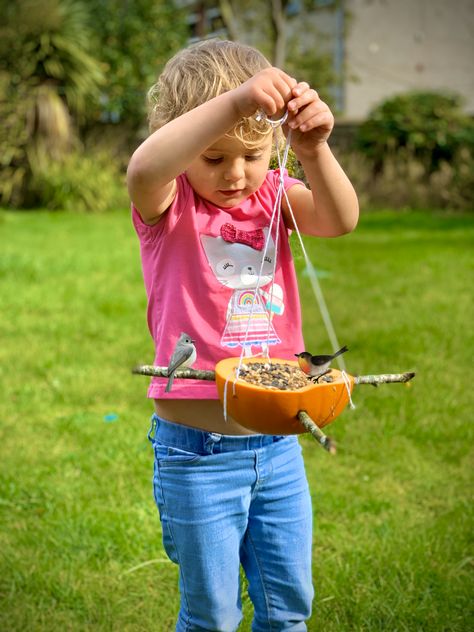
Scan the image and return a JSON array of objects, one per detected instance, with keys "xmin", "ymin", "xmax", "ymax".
[
  {"xmin": 295, "ymin": 345, "xmax": 348, "ymax": 382},
  {"xmin": 165, "ymin": 332, "xmax": 197, "ymax": 393}
]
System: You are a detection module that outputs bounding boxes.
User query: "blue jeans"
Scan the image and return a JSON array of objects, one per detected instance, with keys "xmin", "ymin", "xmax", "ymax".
[{"xmin": 148, "ymin": 414, "xmax": 314, "ymax": 632}]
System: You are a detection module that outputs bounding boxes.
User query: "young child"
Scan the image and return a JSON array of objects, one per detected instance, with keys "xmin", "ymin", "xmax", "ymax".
[{"xmin": 128, "ymin": 39, "xmax": 358, "ymax": 632}]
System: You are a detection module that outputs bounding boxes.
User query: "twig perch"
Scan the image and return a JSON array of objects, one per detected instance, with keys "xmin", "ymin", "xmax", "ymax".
[
  {"xmin": 297, "ymin": 411, "xmax": 337, "ymax": 454},
  {"xmin": 132, "ymin": 365, "xmax": 415, "ymax": 386},
  {"xmin": 354, "ymin": 372, "xmax": 415, "ymax": 386},
  {"xmin": 132, "ymin": 365, "xmax": 216, "ymax": 381}
]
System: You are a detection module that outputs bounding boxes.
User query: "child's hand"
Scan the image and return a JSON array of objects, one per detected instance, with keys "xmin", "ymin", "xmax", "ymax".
[
  {"xmin": 233, "ymin": 67, "xmax": 297, "ymax": 119},
  {"xmin": 286, "ymin": 82, "xmax": 334, "ymax": 154}
]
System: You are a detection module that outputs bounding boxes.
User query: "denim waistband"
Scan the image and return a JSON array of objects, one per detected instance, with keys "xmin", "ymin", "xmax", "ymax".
[{"xmin": 149, "ymin": 413, "xmax": 285, "ymax": 455}]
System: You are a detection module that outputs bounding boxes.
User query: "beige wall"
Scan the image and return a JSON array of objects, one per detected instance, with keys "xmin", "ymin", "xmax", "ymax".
[{"xmin": 345, "ymin": 0, "xmax": 474, "ymax": 120}]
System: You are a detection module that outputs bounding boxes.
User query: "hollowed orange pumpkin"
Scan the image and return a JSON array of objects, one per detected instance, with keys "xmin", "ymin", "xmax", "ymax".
[{"xmin": 215, "ymin": 357, "xmax": 354, "ymax": 435}]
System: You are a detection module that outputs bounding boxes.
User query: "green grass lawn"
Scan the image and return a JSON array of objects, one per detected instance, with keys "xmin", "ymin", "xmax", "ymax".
[{"xmin": 0, "ymin": 208, "xmax": 472, "ymax": 631}]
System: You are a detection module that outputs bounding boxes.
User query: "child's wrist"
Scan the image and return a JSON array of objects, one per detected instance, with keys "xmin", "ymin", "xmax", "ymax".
[
  {"xmin": 231, "ymin": 87, "xmax": 258, "ymax": 119},
  {"xmin": 293, "ymin": 140, "xmax": 331, "ymax": 161},
  {"xmin": 212, "ymin": 90, "xmax": 245, "ymax": 122}
]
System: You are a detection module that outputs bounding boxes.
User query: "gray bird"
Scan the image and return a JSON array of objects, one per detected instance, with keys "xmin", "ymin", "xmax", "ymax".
[
  {"xmin": 165, "ymin": 332, "xmax": 197, "ymax": 393},
  {"xmin": 295, "ymin": 345, "xmax": 348, "ymax": 382}
]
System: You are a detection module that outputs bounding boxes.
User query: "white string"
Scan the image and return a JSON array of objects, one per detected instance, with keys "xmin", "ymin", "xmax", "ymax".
[
  {"xmin": 256, "ymin": 110, "xmax": 289, "ymax": 127},
  {"xmin": 260, "ymin": 127, "xmax": 294, "ymax": 352},
  {"xmin": 234, "ymin": 113, "xmax": 292, "ymax": 379},
  {"xmin": 234, "ymin": 153, "xmax": 284, "ymax": 378},
  {"xmin": 233, "ymin": 110, "xmax": 351, "ymax": 404},
  {"xmin": 269, "ymin": 117, "xmax": 347, "ymax": 370},
  {"xmin": 281, "ymin": 185, "xmax": 347, "ymax": 372},
  {"xmin": 223, "ymin": 372, "xmax": 233, "ymax": 422},
  {"xmin": 234, "ymin": 197, "xmax": 281, "ymax": 372},
  {"xmin": 262, "ymin": 170, "xmax": 284, "ymax": 354},
  {"xmin": 341, "ymin": 370, "xmax": 356, "ymax": 409}
]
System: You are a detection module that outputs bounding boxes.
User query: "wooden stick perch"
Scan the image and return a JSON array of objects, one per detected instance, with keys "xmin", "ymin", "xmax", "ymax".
[
  {"xmin": 297, "ymin": 411, "xmax": 337, "ymax": 454},
  {"xmin": 354, "ymin": 372, "xmax": 415, "ymax": 386},
  {"xmin": 132, "ymin": 365, "xmax": 216, "ymax": 381},
  {"xmin": 132, "ymin": 365, "xmax": 415, "ymax": 385}
]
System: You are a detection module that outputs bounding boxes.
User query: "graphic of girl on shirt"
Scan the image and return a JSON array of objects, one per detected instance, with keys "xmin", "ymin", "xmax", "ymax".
[{"xmin": 201, "ymin": 223, "xmax": 285, "ymax": 356}]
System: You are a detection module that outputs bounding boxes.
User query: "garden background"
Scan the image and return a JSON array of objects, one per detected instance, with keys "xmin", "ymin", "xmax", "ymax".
[{"xmin": 1, "ymin": 1, "xmax": 473, "ymax": 630}]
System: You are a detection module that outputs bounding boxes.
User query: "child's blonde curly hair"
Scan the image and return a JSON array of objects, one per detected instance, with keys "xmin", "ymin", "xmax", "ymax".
[{"xmin": 147, "ymin": 39, "xmax": 275, "ymax": 148}]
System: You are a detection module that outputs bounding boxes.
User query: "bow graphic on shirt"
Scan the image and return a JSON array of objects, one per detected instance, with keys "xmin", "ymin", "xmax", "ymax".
[{"xmin": 220, "ymin": 223, "xmax": 265, "ymax": 251}]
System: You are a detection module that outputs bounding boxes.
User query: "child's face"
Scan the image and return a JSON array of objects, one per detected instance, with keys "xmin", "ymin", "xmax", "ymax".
[{"xmin": 185, "ymin": 135, "xmax": 272, "ymax": 208}]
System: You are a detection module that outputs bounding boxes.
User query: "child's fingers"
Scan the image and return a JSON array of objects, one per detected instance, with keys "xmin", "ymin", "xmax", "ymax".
[
  {"xmin": 290, "ymin": 81, "xmax": 312, "ymax": 99},
  {"xmin": 288, "ymin": 85, "xmax": 320, "ymax": 115},
  {"xmin": 258, "ymin": 89, "xmax": 287, "ymax": 116},
  {"xmin": 294, "ymin": 109, "xmax": 334, "ymax": 133},
  {"xmin": 272, "ymin": 68, "xmax": 298, "ymax": 93},
  {"xmin": 288, "ymin": 95, "xmax": 333, "ymax": 131},
  {"xmin": 247, "ymin": 69, "xmax": 294, "ymax": 116},
  {"xmin": 260, "ymin": 84, "xmax": 295, "ymax": 116},
  {"xmin": 267, "ymin": 71, "xmax": 297, "ymax": 113},
  {"xmin": 238, "ymin": 68, "xmax": 297, "ymax": 118}
]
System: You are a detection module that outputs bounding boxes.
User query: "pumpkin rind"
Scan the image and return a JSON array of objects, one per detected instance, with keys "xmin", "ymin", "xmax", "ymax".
[{"xmin": 215, "ymin": 357, "xmax": 354, "ymax": 434}]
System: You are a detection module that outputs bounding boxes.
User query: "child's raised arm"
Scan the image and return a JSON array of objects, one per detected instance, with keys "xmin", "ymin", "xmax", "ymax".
[
  {"xmin": 283, "ymin": 82, "xmax": 359, "ymax": 237},
  {"xmin": 127, "ymin": 68, "xmax": 296, "ymax": 224}
]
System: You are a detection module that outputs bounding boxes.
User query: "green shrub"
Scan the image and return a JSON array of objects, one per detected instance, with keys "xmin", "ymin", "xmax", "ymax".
[
  {"xmin": 269, "ymin": 147, "xmax": 305, "ymax": 181},
  {"xmin": 356, "ymin": 91, "xmax": 474, "ymax": 175},
  {"xmin": 0, "ymin": 0, "xmax": 105, "ymax": 208},
  {"xmin": 31, "ymin": 151, "xmax": 128, "ymax": 212},
  {"xmin": 348, "ymin": 91, "xmax": 474, "ymax": 211},
  {"xmin": 336, "ymin": 146, "xmax": 474, "ymax": 212}
]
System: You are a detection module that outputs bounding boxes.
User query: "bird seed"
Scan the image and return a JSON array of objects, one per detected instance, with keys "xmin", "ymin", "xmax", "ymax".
[{"xmin": 237, "ymin": 362, "xmax": 309, "ymax": 390}]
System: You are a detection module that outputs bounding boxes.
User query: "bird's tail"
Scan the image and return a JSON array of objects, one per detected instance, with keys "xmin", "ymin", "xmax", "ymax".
[
  {"xmin": 165, "ymin": 372, "xmax": 174, "ymax": 393},
  {"xmin": 334, "ymin": 345, "xmax": 348, "ymax": 357}
]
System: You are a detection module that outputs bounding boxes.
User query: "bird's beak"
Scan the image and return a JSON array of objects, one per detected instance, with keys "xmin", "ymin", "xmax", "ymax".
[{"xmin": 294, "ymin": 354, "xmax": 299, "ymax": 357}]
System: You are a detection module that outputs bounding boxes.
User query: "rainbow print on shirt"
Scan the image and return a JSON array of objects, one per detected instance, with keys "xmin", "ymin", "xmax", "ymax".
[{"xmin": 200, "ymin": 225, "xmax": 285, "ymax": 356}]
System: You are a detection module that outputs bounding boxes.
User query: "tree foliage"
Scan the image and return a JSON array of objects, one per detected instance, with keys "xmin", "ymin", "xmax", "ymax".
[
  {"xmin": 0, "ymin": 0, "xmax": 341, "ymax": 209},
  {"xmin": 85, "ymin": 0, "xmax": 188, "ymax": 129},
  {"xmin": 0, "ymin": 0, "xmax": 104, "ymax": 205},
  {"xmin": 0, "ymin": 0, "xmax": 186, "ymax": 208},
  {"xmin": 1, "ymin": 0, "xmax": 104, "ymax": 119},
  {"xmin": 217, "ymin": 0, "xmax": 340, "ymax": 107}
]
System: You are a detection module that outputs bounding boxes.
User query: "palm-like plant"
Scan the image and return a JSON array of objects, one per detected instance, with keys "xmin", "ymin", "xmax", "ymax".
[{"xmin": 0, "ymin": 0, "xmax": 104, "ymax": 205}]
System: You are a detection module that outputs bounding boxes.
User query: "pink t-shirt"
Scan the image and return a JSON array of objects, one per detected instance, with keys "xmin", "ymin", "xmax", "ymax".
[{"xmin": 132, "ymin": 170, "xmax": 306, "ymax": 399}]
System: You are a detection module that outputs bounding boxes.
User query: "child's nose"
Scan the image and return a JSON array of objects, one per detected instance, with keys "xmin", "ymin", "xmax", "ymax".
[{"xmin": 224, "ymin": 160, "xmax": 245, "ymax": 181}]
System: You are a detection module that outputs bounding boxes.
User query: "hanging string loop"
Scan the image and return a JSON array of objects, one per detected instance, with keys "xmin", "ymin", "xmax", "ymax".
[{"xmin": 229, "ymin": 109, "xmax": 355, "ymax": 412}]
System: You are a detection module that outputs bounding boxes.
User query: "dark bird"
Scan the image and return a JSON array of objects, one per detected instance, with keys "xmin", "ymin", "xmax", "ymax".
[{"xmin": 295, "ymin": 345, "xmax": 348, "ymax": 382}]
